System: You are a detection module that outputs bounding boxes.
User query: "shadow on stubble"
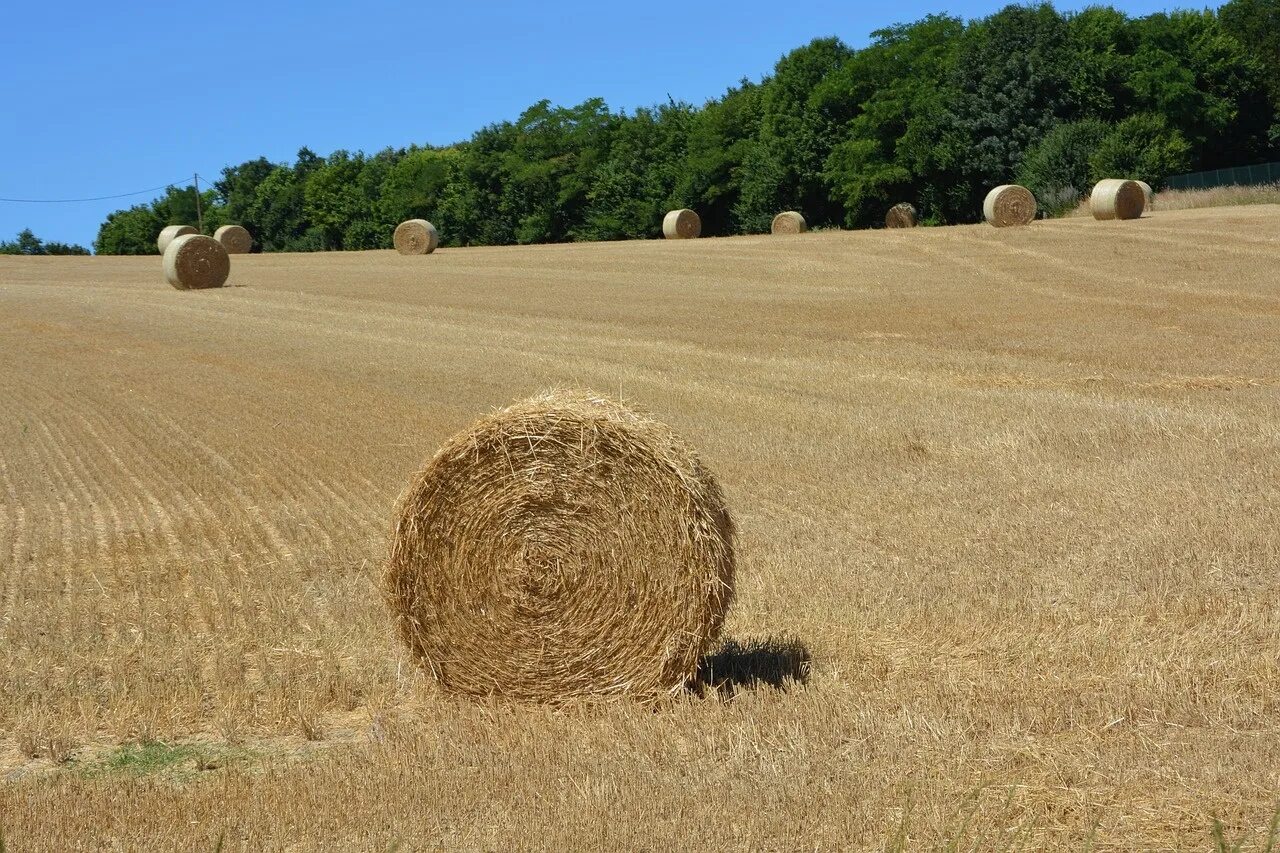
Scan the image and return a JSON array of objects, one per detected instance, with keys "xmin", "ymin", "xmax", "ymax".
[{"xmin": 692, "ymin": 635, "xmax": 812, "ymax": 696}]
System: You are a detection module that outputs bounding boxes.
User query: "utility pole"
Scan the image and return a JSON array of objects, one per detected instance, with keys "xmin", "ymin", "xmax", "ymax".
[{"xmin": 193, "ymin": 173, "xmax": 204, "ymax": 234}]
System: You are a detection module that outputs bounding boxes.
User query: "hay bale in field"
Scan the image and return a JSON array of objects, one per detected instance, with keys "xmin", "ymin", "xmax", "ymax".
[
  {"xmin": 983, "ymin": 185, "xmax": 1037, "ymax": 228},
  {"xmin": 214, "ymin": 224, "xmax": 252, "ymax": 254},
  {"xmin": 771, "ymin": 211, "xmax": 807, "ymax": 234},
  {"xmin": 384, "ymin": 389, "xmax": 736, "ymax": 702},
  {"xmin": 393, "ymin": 219, "xmax": 439, "ymax": 255},
  {"xmin": 1136, "ymin": 180, "xmax": 1154, "ymax": 208},
  {"xmin": 662, "ymin": 209, "xmax": 702, "ymax": 240},
  {"xmin": 156, "ymin": 224, "xmax": 197, "ymax": 254},
  {"xmin": 1090, "ymin": 179, "xmax": 1146, "ymax": 221},
  {"xmin": 885, "ymin": 203, "xmax": 918, "ymax": 229},
  {"xmin": 162, "ymin": 234, "xmax": 230, "ymax": 290}
]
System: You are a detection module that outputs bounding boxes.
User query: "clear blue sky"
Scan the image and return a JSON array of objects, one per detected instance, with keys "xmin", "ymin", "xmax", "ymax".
[{"xmin": 2, "ymin": 0, "xmax": 1177, "ymax": 250}]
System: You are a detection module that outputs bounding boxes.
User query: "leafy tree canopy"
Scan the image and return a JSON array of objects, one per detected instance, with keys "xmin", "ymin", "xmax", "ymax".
[
  {"xmin": 94, "ymin": 1, "xmax": 1279, "ymax": 253},
  {"xmin": 1, "ymin": 229, "xmax": 91, "ymax": 255}
]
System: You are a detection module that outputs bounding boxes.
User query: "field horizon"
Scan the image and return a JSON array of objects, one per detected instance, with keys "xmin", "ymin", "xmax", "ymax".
[{"xmin": 2, "ymin": 206, "xmax": 1278, "ymax": 850}]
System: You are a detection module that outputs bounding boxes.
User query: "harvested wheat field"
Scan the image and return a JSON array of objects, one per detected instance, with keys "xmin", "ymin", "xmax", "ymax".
[{"xmin": 1, "ymin": 205, "xmax": 1278, "ymax": 850}]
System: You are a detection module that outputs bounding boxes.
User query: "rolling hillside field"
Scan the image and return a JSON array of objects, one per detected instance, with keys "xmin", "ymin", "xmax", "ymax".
[{"xmin": 1, "ymin": 206, "xmax": 1278, "ymax": 850}]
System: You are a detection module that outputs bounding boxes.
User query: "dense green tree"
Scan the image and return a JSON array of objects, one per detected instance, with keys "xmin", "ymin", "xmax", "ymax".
[
  {"xmin": 303, "ymin": 151, "xmax": 371, "ymax": 250},
  {"xmin": 1089, "ymin": 112, "xmax": 1192, "ymax": 186},
  {"xmin": 152, "ymin": 184, "xmax": 223, "ymax": 233},
  {"xmin": 342, "ymin": 149, "xmax": 398, "ymax": 250},
  {"xmin": 214, "ymin": 157, "xmax": 275, "ymax": 251},
  {"xmin": 1219, "ymin": 0, "xmax": 1280, "ymax": 122},
  {"xmin": 245, "ymin": 154, "xmax": 313, "ymax": 251},
  {"xmin": 1, "ymin": 229, "xmax": 91, "ymax": 255},
  {"xmin": 91, "ymin": 181, "xmax": 221, "ymax": 255},
  {"xmin": 930, "ymin": 4, "xmax": 1078, "ymax": 221},
  {"xmin": 1, "ymin": 229, "xmax": 43, "ymax": 255},
  {"xmin": 1064, "ymin": 6, "xmax": 1137, "ymax": 121},
  {"xmin": 93, "ymin": 1, "xmax": 1276, "ymax": 253},
  {"xmin": 378, "ymin": 147, "xmax": 454, "ymax": 236},
  {"xmin": 824, "ymin": 15, "xmax": 963, "ymax": 225},
  {"xmin": 1126, "ymin": 11, "xmax": 1274, "ymax": 167},
  {"xmin": 674, "ymin": 81, "xmax": 763, "ymax": 235},
  {"xmin": 733, "ymin": 38, "xmax": 854, "ymax": 231},
  {"xmin": 437, "ymin": 123, "xmax": 517, "ymax": 246},
  {"xmin": 732, "ymin": 139, "xmax": 790, "ymax": 233},
  {"xmin": 580, "ymin": 102, "xmax": 694, "ymax": 241},
  {"xmin": 1018, "ymin": 119, "xmax": 1111, "ymax": 213},
  {"xmin": 493, "ymin": 98, "xmax": 619, "ymax": 244},
  {"xmin": 94, "ymin": 204, "xmax": 162, "ymax": 254},
  {"xmin": 44, "ymin": 240, "xmax": 92, "ymax": 255}
]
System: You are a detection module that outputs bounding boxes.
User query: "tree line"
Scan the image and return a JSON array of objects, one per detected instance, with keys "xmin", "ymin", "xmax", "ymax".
[
  {"xmin": 94, "ymin": 0, "xmax": 1280, "ymax": 255},
  {"xmin": 1, "ymin": 229, "xmax": 90, "ymax": 255}
]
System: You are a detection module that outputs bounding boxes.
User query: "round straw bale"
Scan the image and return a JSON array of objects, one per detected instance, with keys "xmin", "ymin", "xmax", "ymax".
[
  {"xmin": 393, "ymin": 219, "xmax": 439, "ymax": 255},
  {"xmin": 662, "ymin": 209, "xmax": 702, "ymax": 240},
  {"xmin": 214, "ymin": 224, "xmax": 252, "ymax": 254},
  {"xmin": 983, "ymin": 185, "xmax": 1037, "ymax": 227},
  {"xmin": 1135, "ymin": 180, "xmax": 1154, "ymax": 208},
  {"xmin": 885, "ymin": 203, "xmax": 918, "ymax": 229},
  {"xmin": 384, "ymin": 389, "xmax": 736, "ymax": 702},
  {"xmin": 162, "ymin": 234, "xmax": 230, "ymax": 290},
  {"xmin": 156, "ymin": 224, "xmax": 197, "ymax": 254},
  {"xmin": 1090, "ymin": 179, "xmax": 1146, "ymax": 221},
  {"xmin": 770, "ymin": 211, "xmax": 807, "ymax": 234}
]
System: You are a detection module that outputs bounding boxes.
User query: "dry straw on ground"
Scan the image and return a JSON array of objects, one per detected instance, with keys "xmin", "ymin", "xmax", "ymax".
[
  {"xmin": 393, "ymin": 219, "xmax": 439, "ymax": 255},
  {"xmin": 1091, "ymin": 179, "xmax": 1147, "ymax": 221},
  {"xmin": 5, "ymin": 206, "xmax": 1280, "ymax": 848},
  {"xmin": 156, "ymin": 224, "xmax": 196, "ymax": 254},
  {"xmin": 214, "ymin": 224, "xmax": 253, "ymax": 254},
  {"xmin": 983, "ymin": 185, "xmax": 1037, "ymax": 227},
  {"xmin": 771, "ymin": 211, "xmax": 807, "ymax": 234},
  {"xmin": 663, "ymin": 209, "xmax": 702, "ymax": 240},
  {"xmin": 1066, "ymin": 183, "xmax": 1280, "ymax": 216},
  {"xmin": 162, "ymin": 234, "xmax": 230, "ymax": 290},
  {"xmin": 1151, "ymin": 181, "xmax": 1280, "ymax": 211},
  {"xmin": 384, "ymin": 389, "xmax": 735, "ymax": 702},
  {"xmin": 885, "ymin": 203, "xmax": 918, "ymax": 228}
]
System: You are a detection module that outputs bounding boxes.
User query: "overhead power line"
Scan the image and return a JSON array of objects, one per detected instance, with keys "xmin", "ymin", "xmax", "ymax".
[{"xmin": 0, "ymin": 176, "xmax": 208, "ymax": 204}]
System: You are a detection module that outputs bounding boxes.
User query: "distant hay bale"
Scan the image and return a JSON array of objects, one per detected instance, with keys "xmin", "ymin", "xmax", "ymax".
[
  {"xmin": 213, "ymin": 224, "xmax": 252, "ymax": 254},
  {"xmin": 1090, "ymin": 179, "xmax": 1146, "ymax": 221},
  {"xmin": 983, "ymin": 185, "xmax": 1037, "ymax": 228},
  {"xmin": 384, "ymin": 389, "xmax": 736, "ymax": 702},
  {"xmin": 156, "ymin": 225, "xmax": 197, "ymax": 254},
  {"xmin": 393, "ymin": 219, "xmax": 439, "ymax": 255},
  {"xmin": 663, "ymin": 209, "xmax": 702, "ymax": 240},
  {"xmin": 1136, "ymin": 180, "xmax": 1154, "ymax": 208},
  {"xmin": 885, "ymin": 203, "xmax": 918, "ymax": 229},
  {"xmin": 770, "ymin": 211, "xmax": 807, "ymax": 234},
  {"xmin": 162, "ymin": 234, "xmax": 230, "ymax": 291}
]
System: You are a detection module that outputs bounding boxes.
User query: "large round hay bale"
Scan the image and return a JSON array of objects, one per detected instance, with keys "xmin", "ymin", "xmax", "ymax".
[
  {"xmin": 162, "ymin": 234, "xmax": 230, "ymax": 290},
  {"xmin": 885, "ymin": 203, "xmax": 918, "ymax": 229},
  {"xmin": 393, "ymin": 219, "xmax": 439, "ymax": 255},
  {"xmin": 1090, "ymin": 179, "xmax": 1146, "ymax": 221},
  {"xmin": 1135, "ymin": 180, "xmax": 1154, "ymax": 208},
  {"xmin": 384, "ymin": 389, "xmax": 736, "ymax": 702},
  {"xmin": 662, "ymin": 209, "xmax": 702, "ymax": 240},
  {"xmin": 156, "ymin": 224, "xmax": 197, "ymax": 254},
  {"xmin": 213, "ymin": 224, "xmax": 252, "ymax": 254},
  {"xmin": 770, "ymin": 211, "xmax": 807, "ymax": 234},
  {"xmin": 982, "ymin": 185, "xmax": 1037, "ymax": 228}
]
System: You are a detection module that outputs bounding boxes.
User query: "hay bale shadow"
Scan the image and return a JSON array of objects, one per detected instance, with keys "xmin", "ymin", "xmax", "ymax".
[{"xmin": 693, "ymin": 636, "xmax": 811, "ymax": 696}]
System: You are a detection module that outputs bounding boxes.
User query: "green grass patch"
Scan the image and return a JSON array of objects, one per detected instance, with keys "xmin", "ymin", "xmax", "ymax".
[{"xmin": 80, "ymin": 741, "xmax": 255, "ymax": 780}]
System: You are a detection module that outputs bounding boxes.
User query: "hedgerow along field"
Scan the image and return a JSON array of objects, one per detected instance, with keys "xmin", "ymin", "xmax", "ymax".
[{"xmin": 1, "ymin": 204, "xmax": 1278, "ymax": 850}]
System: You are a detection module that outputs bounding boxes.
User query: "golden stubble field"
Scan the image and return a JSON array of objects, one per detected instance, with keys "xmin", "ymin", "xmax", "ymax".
[{"xmin": 1, "ymin": 206, "xmax": 1278, "ymax": 850}]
